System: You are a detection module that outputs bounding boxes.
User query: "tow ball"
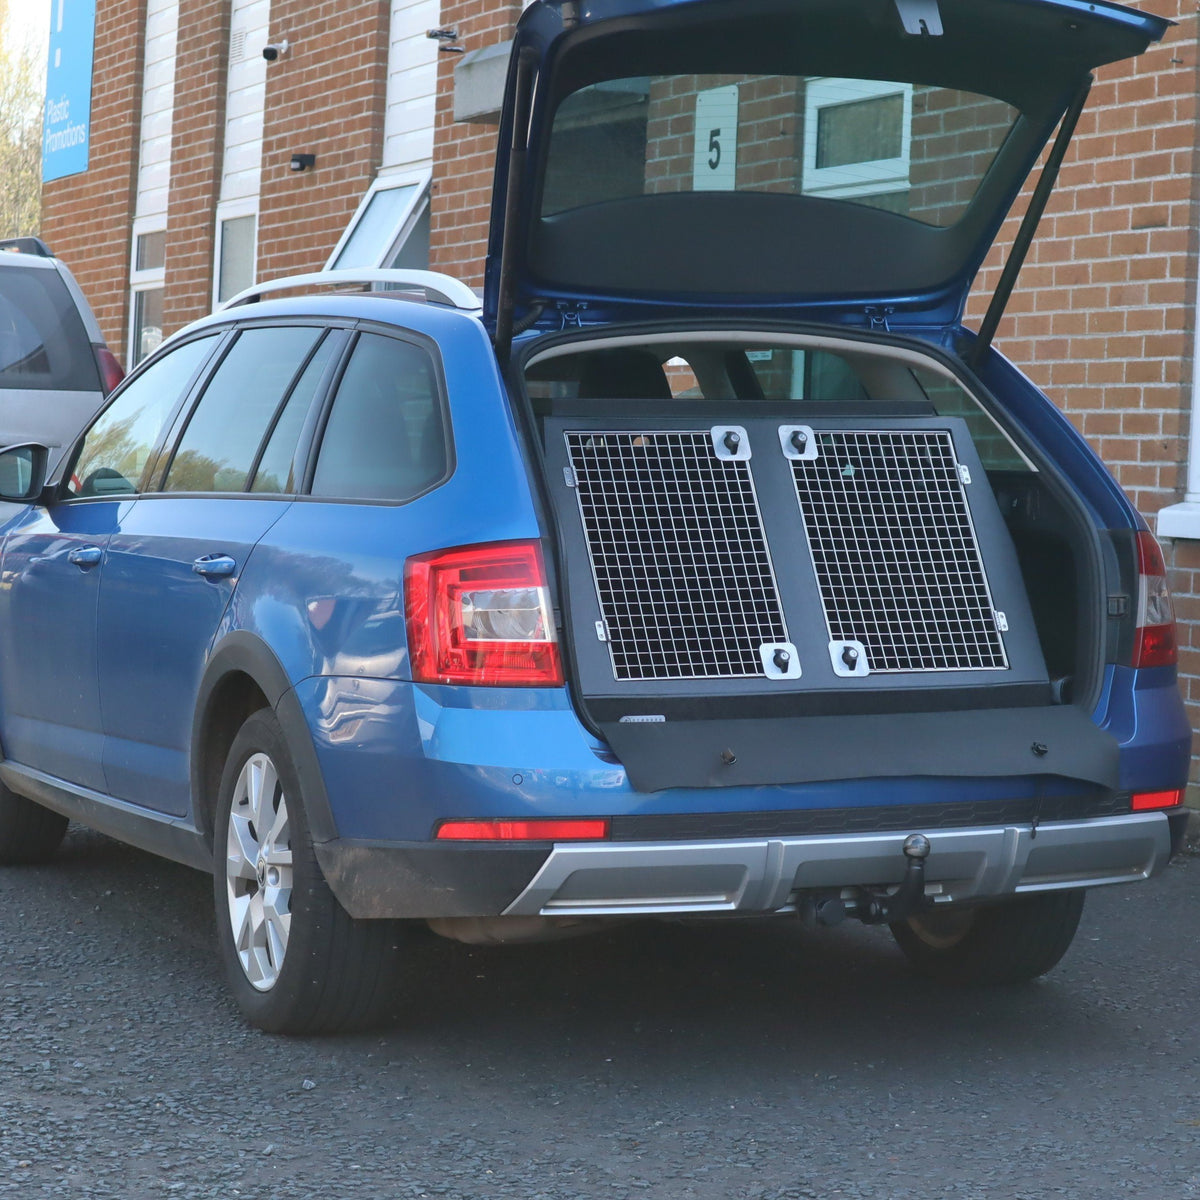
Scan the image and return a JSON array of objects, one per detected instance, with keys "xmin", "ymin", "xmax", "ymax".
[
  {"xmin": 806, "ymin": 833, "xmax": 935, "ymax": 927},
  {"xmin": 857, "ymin": 833, "xmax": 934, "ymax": 925}
]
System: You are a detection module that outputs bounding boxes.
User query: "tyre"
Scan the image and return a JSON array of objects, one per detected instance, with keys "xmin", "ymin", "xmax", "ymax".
[
  {"xmin": 213, "ymin": 708, "xmax": 402, "ymax": 1033},
  {"xmin": 890, "ymin": 890, "xmax": 1086, "ymax": 985},
  {"xmin": 0, "ymin": 783, "xmax": 68, "ymax": 864}
]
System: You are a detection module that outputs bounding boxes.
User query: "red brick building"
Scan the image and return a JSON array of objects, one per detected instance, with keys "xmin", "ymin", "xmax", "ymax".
[{"xmin": 40, "ymin": 0, "xmax": 1200, "ymax": 788}]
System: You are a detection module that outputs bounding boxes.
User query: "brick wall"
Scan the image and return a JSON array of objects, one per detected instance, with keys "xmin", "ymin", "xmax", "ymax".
[
  {"xmin": 256, "ymin": 0, "xmax": 391, "ymax": 281},
  {"xmin": 160, "ymin": 0, "xmax": 230, "ymax": 335},
  {"xmin": 428, "ymin": 0, "xmax": 523, "ymax": 286},
  {"xmin": 965, "ymin": 2, "xmax": 1200, "ymax": 777},
  {"xmin": 41, "ymin": 0, "xmax": 147, "ymax": 358}
]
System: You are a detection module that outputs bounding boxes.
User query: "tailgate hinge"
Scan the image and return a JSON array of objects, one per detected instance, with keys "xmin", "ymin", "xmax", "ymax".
[
  {"xmin": 865, "ymin": 305, "xmax": 894, "ymax": 332},
  {"xmin": 558, "ymin": 301, "xmax": 590, "ymax": 329}
]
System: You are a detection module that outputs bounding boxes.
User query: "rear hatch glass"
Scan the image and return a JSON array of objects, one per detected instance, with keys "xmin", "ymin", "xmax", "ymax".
[
  {"xmin": 0, "ymin": 265, "xmax": 100, "ymax": 392},
  {"xmin": 543, "ymin": 75, "xmax": 1018, "ymax": 231}
]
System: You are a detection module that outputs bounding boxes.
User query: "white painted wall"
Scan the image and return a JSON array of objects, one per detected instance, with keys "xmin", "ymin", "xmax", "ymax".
[
  {"xmin": 382, "ymin": 0, "xmax": 439, "ymax": 176},
  {"xmin": 134, "ymin": 0, "xmax": 179, "ymax": 219},
  {"xmin": 219, "ymin": 0, "xmax": 270, "ymax": 204}
]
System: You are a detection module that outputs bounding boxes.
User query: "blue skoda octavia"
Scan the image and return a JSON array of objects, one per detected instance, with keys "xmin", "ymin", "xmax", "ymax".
[{"xmin": 0, "ymin": 0, "xmax": 1190, "ymax": 1032}]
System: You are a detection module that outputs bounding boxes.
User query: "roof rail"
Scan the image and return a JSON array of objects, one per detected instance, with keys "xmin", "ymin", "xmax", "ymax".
[
  {"xmin": 0, "ymin": 237, "xmax": 53, "ymax": 258},
  {"xmin": 219, "ymin": 269, "xmax": 481, "ymax": 312}
]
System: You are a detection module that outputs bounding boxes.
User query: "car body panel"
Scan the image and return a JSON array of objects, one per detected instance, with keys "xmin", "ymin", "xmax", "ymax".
[
  {"xmin": 0, "ymin": 498, "xmax": 135, "ymax": 790},
  {"xmin": 97, "ymin": 495, "xmax": 295, "ymax": 815}
]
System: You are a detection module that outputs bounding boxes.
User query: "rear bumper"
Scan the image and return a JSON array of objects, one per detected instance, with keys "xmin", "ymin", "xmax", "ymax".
[{"xmin": 315, "ymin": 810, "xmax": 1177, "ymax": 920}]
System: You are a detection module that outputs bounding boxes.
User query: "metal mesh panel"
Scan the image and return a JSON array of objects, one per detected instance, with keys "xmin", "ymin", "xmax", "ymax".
[
  {"xmin": 790, "ymin": 429, "xmax": 1008, "ymax": 672},
  {"xmin": 567, "ymin": 430, "xmax": 788, "ymax": 680}
]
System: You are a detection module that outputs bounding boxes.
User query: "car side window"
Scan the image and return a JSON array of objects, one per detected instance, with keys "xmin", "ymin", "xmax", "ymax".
[
  {"xmin": 162, "ymin": 326, "xmax": 324, "ymax": 494},
  {"xmin": 309, "ymin": 332, "xmax": 448, "ymax": 502},
  {"xmin": 249, "ymin": 332, "xmax": 340, "ymax": 494},
  {"xmin": 65, "ymin": 334, "xmax": 219, "ymax": 499}
]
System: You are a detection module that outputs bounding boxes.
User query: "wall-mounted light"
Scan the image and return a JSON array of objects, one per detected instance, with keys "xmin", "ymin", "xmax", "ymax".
[
  {"xmin": 289, "ymin": 153, "xmax": 316, "ymax": 172},
  {"xmin": 426, "ymin": 27, "xmax": 463, "ymax": 53}
]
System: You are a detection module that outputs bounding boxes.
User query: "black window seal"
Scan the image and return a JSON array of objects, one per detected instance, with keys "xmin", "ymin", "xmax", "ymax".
[
  {"xmin": 155, "ymin": 324, "xmax": 330, "ymax": 496},
  {"xmin": 297, "ymin": 319, "xmax": 457, "ymax": 507},
  {"xmin": 245, "ymin": 328, "xmax": 351, "ymax": 495},
  {"xmin": 55, "ymin": 328, "xmax": 231, "ymax": 504}
]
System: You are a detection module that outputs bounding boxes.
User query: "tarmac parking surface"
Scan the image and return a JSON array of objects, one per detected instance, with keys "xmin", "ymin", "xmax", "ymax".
[{"xmin": 0, "ymin": 826, "xmax": 1197, "ymax": 1199}]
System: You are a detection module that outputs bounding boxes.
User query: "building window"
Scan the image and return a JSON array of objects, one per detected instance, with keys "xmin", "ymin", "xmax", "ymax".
[
  {"xmin": 326, "ymin": 176, "xmax": 431, "ymax": 272},
  {"xmin": 802, "ymin": 78, "xmax": 913, "ymax": 212},
  {"xmin": 129, "ymin": 226, "xmax": 166, "ymax": 367},
  {"xmin": 215, "ymin": 211, "xmax": 257, "ymax": 305}
]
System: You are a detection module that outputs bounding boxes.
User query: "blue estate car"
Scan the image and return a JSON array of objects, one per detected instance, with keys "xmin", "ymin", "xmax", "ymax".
[{"xmin": 0, "ymin": 0, "xmax": 1190, "ymax": 1032}]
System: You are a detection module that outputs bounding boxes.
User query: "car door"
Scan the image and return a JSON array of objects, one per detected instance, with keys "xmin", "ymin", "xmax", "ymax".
[
  {"xmin": 0, "ymin": 333, "xmax": 221, "ymax": 790},
  {"xmin": 97, "ymin": 324, "xmax": 344, "ymax": 816}
]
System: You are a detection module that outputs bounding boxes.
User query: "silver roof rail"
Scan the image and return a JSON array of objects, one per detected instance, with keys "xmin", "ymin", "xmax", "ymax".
[{"xmin": 218, "ymin": 269, "xmax": 481, "ymax": 312}]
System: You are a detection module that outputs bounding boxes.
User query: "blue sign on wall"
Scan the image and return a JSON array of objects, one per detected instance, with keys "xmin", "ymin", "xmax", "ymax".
[{"xmin": 42, "ymin": 0, "xmax": 98, "ymax": 184}]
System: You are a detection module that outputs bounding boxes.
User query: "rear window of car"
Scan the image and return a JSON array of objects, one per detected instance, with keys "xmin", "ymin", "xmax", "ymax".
[
  {"xmin": 542, "ymin": 74, "xmax": 1018, "ymax": 230},
  {"xmin": 0, "ymin": 264, "xmax": 99, "ymax": 392}
]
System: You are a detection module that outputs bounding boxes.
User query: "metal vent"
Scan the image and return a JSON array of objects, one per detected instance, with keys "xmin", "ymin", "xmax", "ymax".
[
  {"xmin": 790, "ymin": 429, "xmax": 1008, "ymax": 672},
  {"xmin": 566, "ymin": 430, "xmax": 788, "ymax": 680}
]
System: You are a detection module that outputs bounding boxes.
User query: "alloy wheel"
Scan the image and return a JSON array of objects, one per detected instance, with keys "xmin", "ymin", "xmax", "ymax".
[{"xmin": 224, "ymin": 752, "xmax": 294, "ymax": 991}]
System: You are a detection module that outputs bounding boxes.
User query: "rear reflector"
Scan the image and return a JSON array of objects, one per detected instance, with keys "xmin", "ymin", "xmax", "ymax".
[
  {"xmin": 436, "ymin": 818, "xmax": 610, "ymax": 841},
  {"xmin": 405, "ymin": 541, "xmax": 562, "ymax": 686},
  {"xmin": 1132, "ymin": 530, "xmax": 1177, "ymax": 669},
  {"xmin": 1130, "ymin": 789, "xmax": 1185, "ymax": 811}
]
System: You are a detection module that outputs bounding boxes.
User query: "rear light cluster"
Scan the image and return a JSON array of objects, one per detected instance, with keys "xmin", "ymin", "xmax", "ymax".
[
  {"xmin": 436, "ymin": 818, "xmax": 609, "ymax": 841},
  {"xmin": 405, "ymin": 540, "xmax": 562, "ymax": 686},
  {"xmin": 1132, "ymin": 530, "xmax": 1177, "ymax": 669},
  {"xmin": 93, "ymin": 346, "xmax": 125, "ymax": 395}
]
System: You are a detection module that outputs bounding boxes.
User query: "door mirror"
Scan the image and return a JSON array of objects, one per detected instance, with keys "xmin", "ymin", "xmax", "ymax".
[{"xmin": 0, "ymin": 443, "xmax": 49, "ymax": 503}]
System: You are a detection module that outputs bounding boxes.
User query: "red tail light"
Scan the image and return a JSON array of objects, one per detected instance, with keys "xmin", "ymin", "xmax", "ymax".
[
  {"xmin": 93, "ymin": 346, "xmax": 125, "ymax": 395},
  {"xmin": 1132, "ymin": 530, "xmax": 1177, "ymax": 669},
  {"xmin": 1131, "ymin": 789, "xmax": 1185, "ymax": 811},
  {"xmin": 436, "ymin": 818, "xmax": 609, "ymax": 841},
  {"xmin": 405, "ymin": 541, "xmax": 562, "ymax": 686}
]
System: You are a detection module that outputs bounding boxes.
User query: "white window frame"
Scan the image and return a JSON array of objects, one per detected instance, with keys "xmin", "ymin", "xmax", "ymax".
[
  {"xmin": 128, "ymin": 216, "xmax": 167, "ymax": 368},
  {"xmin": 1157, "ymin": 343, "xmax": 1200, "ymax": 539},
  {"xmin": 212, "ymin": 198, "xmax": 259, "ymax": 310},
  {"xmin": 324, "ymin": 172, "xmax": 431, "ymax": 271},
  {"xmin": 802, "ymin": 77, "xmax": 913, "ymax": 200}
]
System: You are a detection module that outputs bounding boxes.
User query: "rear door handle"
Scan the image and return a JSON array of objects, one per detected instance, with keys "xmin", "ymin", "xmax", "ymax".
[
  {"xmin": 67, "ymin": 546, "xmax": 103, "ymax": 570},
  {"xmin": 192, "ymin": 554, "xmax": 237, "ymax": 579}
]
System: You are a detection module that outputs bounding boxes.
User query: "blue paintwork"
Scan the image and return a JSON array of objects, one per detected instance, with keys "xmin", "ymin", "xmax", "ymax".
[
  {"xmin": 0, "ymin": 497, "xmax": 134, "ymax": 790},
  {"xmin": 98, "ymin": 495, "xmax": 294, "ymax": 815},
  {"xmin": 0, "ymin": 285, "xmax": 1183, "ymax": 851}
]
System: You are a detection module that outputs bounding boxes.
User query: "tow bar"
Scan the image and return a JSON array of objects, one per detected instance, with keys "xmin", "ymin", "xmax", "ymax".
[{"xmin": 805, "ymin": 833, "xmax": 935, "ymax": 926}]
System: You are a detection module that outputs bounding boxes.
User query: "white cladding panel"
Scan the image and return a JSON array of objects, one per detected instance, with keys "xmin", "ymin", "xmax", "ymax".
[
  {"xmin": 219, "ymin": 0, "xmax": 270, "ymax": 204},
  {"xmin": 134, "ymin": 0, "xmax": 180, "ymax": 219},
  {"xmin": 383, "ymin": 0, "xmax": 439, "ymax": 173}
]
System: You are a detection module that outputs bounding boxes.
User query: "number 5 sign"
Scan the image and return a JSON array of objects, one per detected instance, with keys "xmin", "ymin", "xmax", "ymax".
[{"xmin": 692, "ymin": 85, "xmax": 739, "ymax": 191}]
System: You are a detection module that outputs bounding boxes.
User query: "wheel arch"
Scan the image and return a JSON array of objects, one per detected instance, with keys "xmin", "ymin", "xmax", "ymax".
[{"xmin": 192, "ymin": 632, "xmax": 337, "ymax": 848}]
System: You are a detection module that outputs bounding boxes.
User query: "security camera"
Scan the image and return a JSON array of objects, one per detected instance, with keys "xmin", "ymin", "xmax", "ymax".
[{"xmin": 262, "ymin": 40, "xmax": 289, "ymax": 61}]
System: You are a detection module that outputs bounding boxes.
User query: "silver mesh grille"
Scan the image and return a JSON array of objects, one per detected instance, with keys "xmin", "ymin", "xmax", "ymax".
[
  {"xmin": 566, "ymin": 430, "xmax": 788, "ymax": 680},
  {"xmin": 790, "ymin": 429, "xmax": 1008, "ymax": 672}
]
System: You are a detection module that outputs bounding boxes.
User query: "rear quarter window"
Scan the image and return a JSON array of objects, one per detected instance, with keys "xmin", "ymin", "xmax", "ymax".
[
  {"xmin": 0, "ymin": 265, "xmax": 100, "ymax": 392},
  {"xmin": 309, "ymin": 332, "xmax": 449, "ymax": 502}
]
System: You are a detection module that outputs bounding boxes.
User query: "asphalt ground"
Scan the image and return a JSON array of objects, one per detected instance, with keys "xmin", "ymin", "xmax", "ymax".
[{"xmin": 1, "ymin": 826, "xmax": 1197, "ymax": 1200}]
